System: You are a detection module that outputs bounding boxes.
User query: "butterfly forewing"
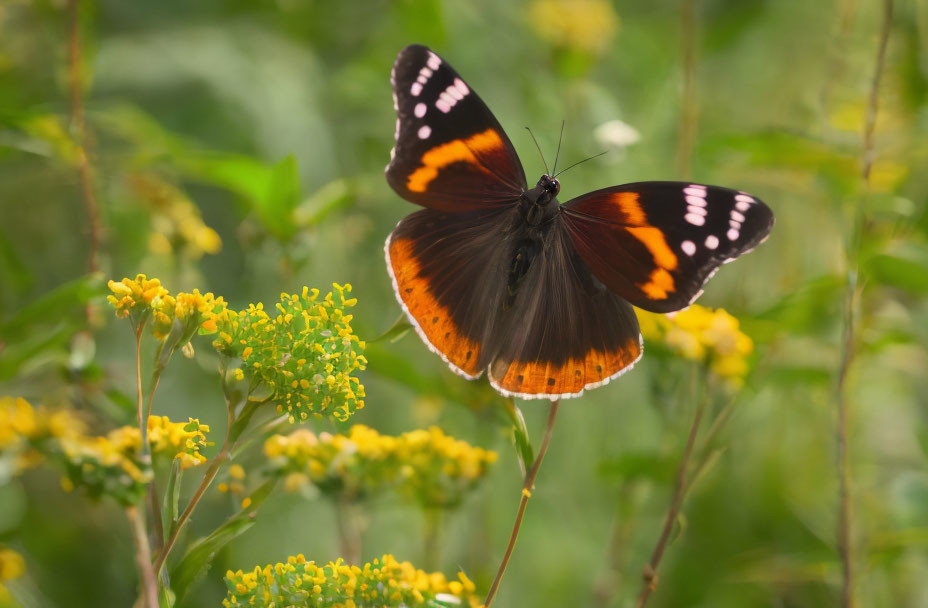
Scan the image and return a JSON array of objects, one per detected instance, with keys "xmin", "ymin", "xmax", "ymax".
[
  {"xmin": 387, "ymin": 44, "xmax": 526, "ymax": 211},
  {"xmin": 561, "ymin": 182, "xmax": 774, "ymax": 313}
]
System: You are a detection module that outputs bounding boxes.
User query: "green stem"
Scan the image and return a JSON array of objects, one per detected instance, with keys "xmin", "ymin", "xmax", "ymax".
[
  {"xmin": 423, "ymin": 509, "xmax": 443, "ymax": 570},
  {"xmin": 152, "ymin": 400, "xmax": 234, "ymax": 574},
  {"xmin": 484, "ymin": 399, "xmax": 560, "ymax": 608}
]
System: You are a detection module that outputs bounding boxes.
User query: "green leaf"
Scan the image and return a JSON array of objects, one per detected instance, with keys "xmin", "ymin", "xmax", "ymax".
[
  {"xmin": 866, "ymin": 253, "xmax": 928, "ymax": 293},
  {"xmin": 162, "ymin": 460, "xmax": 182, "ymax": 543},
  {"xmin": 261, "ymin": 155, "xmax": 301, "ymax": 241},
  {"xmin": 169, "ymin": 479, "xmax": 276, "ymax": 602},
  {"xmin": 503, "ymin": 399, "xmax": 534, "ymax": 479},
  {"xmin": 371, "ymin": 315, "xmax": 412, "ymax": 344},
  {"xmin": 0, "ymin": 273, "xmax": 105, "ymax": 342},
  {"xmin": 295, "ymin": 178, "xmax": 353, "ymax": 227}
]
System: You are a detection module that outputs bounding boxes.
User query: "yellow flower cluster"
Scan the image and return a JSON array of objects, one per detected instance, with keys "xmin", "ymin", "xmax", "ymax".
[
  {"xmin": 638, "ymin": 305, "xmax": 754, "ymax": 382},
  {"xmin": 0, "ymin": 396, "xmax": 84, "ymax": 473},
  {"xmin": 529, "ymin": 0, "xmax": 618, "ymax": 54},
  {"xmin": 130, "ymin": 173, "xmax": 223, "ymax": 260},
  {"xmin": 264, "ymin": 425, "xmax": 496, "ymax": 509},
  {"xmin": 107, "ymin": 274, "xmax": 225, "ymax": 341},
  {"xmin": 211, "ymin": 285, "xmax": 367, "ymax": 422},
  {"xmin": 59, "ymin": 416, "xmax": 211, "ymax": 505},
  {"xmin": 147, "ymin": 416, "xmax": 212, "ymax": 469},
  {"xmin": 1, "ymin": 396, "xmax": 211, "ymax": 505},
  {"xmin": 222, "ymin": 554, "xmax": 479, "ymax": 608},
  {"xmin": 394, "ymin": 426, "xmax": 498, "ymax": 509}
]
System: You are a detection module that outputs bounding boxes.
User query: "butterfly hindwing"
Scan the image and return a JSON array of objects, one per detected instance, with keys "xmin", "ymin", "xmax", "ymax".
[
  {"xmin": 486, "ymin": 220, "xmax": 643, "ymax": 399},
  {"xmin": 387, "ymin": 44, "xmax": 526, "ymax": 211},
  {"xmin": 385, "ymin": 206, "xmax": 517, "ymax": 378},
  {"xmin": 562, "ymin": 182, "xmax": 774, "ymax": 313}
]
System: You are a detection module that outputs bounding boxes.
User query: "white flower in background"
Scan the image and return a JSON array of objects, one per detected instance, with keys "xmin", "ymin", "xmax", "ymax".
[{"xmin": 594, "ymin": 119, "xmax": 641, "ymax": 149}]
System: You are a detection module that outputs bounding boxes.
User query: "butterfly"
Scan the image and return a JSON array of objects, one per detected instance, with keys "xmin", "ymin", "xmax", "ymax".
[{"xmin": 384, "ymin": 44, "xmax": 774, "ymax": 401}]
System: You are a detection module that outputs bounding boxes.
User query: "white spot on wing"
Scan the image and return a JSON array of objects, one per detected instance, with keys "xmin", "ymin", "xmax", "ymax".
[
  {"xmin": 705, "ymin": 235, "xmax": 719, "ymax": 249},
  {"xmin": 418, "ymin": 125, "xmax": 431, "ymax": 139},
  {"xmin": 727, "ymin": 228, "xmax": 739, "ymax": 240},
  {"xmin": 685, "ymin": 195, "xmax": 707, "ymax": 207},
  {"xmin": 414, "ymin": 103, "xmax": 426, "ymax": 118},
  {"xmin": 685, "ymin": 213, "xmax": 706, "ymax": 226},
  {"xmin": 411, "ymin": 82, "xmax": 422, "ymax": 96},
  {"xmin": 681, "ymin": 240, "xmax": 696, "ymax": 256}
]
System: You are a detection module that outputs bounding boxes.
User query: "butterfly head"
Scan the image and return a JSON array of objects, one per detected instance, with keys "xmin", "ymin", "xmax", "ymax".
[
  {"xmin": 539, "ymin": 174, "xmax": 560, "ymax": 197},
  {"xmin": 519, "ymin": 175, "xmax": 561, "ymax": 226}
]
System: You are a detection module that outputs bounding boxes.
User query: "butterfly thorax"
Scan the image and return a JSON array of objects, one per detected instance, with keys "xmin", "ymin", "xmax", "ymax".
[{"xmin": 518, "ymin": 174, "xmax": 561, "ymax": 227}]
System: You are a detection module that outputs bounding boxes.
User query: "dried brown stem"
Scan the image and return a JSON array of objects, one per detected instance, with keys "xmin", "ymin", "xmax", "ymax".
[
  {"xmin": 66, "ymin": 0, "xmax": 102, "ymax": 275},
  {"xmin": 635, "ymin": 389, "xmax": 708, "ymax": 608},
  {"xmin": 676, "ymin": 0, "xmax": 698, "ymax": 178},
  {"xmin": 484, "ymin": 399, "xmax": 560, "ymax": 608},
  {"xmin": 836, "ymin": 3, "xmax": 893, "ymax": 606},
  {"xmin": 126, "ymin": 506, "xmax": 159, "ymax": 608}
]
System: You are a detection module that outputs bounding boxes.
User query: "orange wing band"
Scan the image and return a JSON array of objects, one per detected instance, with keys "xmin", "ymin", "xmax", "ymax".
[
  {"xmin": 491, "ymin": 338, "xmax": 641, "ymax": 398},
  {"xmin": 388, "ymin": 236, "xmax": 483, "ymax": 377},
  {"xmin": 406, "ymin": 129, "xmax": 505, "ymax": 193}
]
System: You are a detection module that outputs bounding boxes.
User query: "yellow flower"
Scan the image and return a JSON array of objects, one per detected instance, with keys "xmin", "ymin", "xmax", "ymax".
[
  {"xmin": 130, "ymin": 173, "xmax": 223, "ymax": 260},
  {"xmin": 265, "ymin": 425, "xmax": 496, "ymax": 509},
  {"xmin": 529, "ymin": 0, "xmax": 618, "ymax": 54},
  {"xmin": 209, "ymin": 285, "xmax": 367, "ymax": 422},
  {"xmin": 637, "ymin": 305, "xmax": 754, "ymax": 383},
  {"xmin": 222, "ymin": 554, "xmax": 480, "ymax": 608},
  {"xmin": 106, "ymin": 274, "xmax": 168, "ymax": 320},
  {"xmin": 0, "ymin": 396, "xmax": 85, "ymax": 474},
  {"xmin": 147, "ymin": 416, "xmax": 211, "ymax": 469}
]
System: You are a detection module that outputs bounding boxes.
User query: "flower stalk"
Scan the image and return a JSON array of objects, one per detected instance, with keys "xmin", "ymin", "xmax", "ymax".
[{"xmin": 484, "ymin": 399, "xmax": 560, "ymax": 608}]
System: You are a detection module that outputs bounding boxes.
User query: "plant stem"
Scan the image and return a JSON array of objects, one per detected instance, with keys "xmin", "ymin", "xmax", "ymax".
[
  {"xmin": 126, "ymin": 506, "xmax": 159, "ymax": 608},
  {"xmin": 635, "ymin": 386, "xmax": 708, "ymax": 608},
  {"xmin": 423, "ymin": 508, "xmax": 442, "ymax": 570},
  {"xmin": 484, "ymin": 399, "xmax": 560, "ymax": 608},
  {"xmin": 66, "ymin": 0, "xmax": 102, "ymax": 276},
  {"xmin": 152, "ymin": 405, "xmax": 233, "ymax": 573},
  {"xmin": 335, "ymin": 497, "xmax": 364, "ymax": 565},
  {"xmin": 835, "ymin": 3, "xmax": 892, "ymax": 606},
  {"xmin": 135, "ymin": 327, "xmax": 145, "ymax": 431},
  {"xmin": 676, "ymin": 0, "xmax": 698, "ymax": 178}
]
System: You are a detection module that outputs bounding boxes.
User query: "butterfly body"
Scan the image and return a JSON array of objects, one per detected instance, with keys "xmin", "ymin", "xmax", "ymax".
[{"xmin": 385, "ymin": 45, "xmax": 774, "ymax": 400}]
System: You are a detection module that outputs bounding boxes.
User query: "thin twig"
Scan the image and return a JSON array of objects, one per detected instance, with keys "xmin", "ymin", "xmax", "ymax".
[
  {"xmin": 66, "ymin": 0, "xmax": 102, "ymax": 275},
  {"xmin": 635, "ymin": 385, "xmax": 709, "ymax": 608},
  {"xmin": 676, "ymin": 0, "xmax": 698, "ymax": 178},
  {"xmin": 836, "ymin": 3, "xmax": 893, "ymax": 606},
  {"xmin": 135, "ymin": 327, "xmax": 145, "ymax": 435},
  {"xmin": 126, "ymin": 506, "xmax": 159, "ymax": 608},
  {"xmin": 484, "ymin": 399, "xmax": 560, "ymax": 608}
]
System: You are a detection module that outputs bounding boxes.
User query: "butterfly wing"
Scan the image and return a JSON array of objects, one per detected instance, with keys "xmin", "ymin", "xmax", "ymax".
[
  {"xmin": 386, "ymin": 206, "xmax": 518, "ymax": 379},
  {"xmin": 485, "ymin": 220, "xmax": 642, "ymax": 400},
  {"xmin": 387, "ymin": 44, "xmax": 526, "ymax": 211},
  {"xmin": 561, "ymin": 182, "xmax": 774, "ymax": 313}
]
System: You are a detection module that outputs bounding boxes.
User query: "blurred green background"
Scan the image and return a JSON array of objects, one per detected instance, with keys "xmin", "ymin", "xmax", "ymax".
[{"xmin": 1, "ymin": 0, "xmax": 927, "ymax": 606}]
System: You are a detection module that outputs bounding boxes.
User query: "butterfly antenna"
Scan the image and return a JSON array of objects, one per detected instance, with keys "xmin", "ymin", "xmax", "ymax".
[
  {"xmin": 553, "ymin": 150, "xmax": 608, "ymax": 179},
  {"xmin": 551, "ymin": 120, "xmax": 565, "ymax": 175},
  {"xmin": 525, "ymin": 127, "xmax": 550, "ymax": 175}
]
